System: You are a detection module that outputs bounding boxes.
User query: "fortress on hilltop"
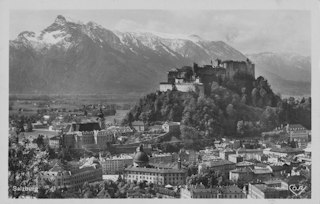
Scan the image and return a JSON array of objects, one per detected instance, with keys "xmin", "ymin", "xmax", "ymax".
[{"xmin": 159, "ymin": 59, "xmax": 255, "ymax": 95}]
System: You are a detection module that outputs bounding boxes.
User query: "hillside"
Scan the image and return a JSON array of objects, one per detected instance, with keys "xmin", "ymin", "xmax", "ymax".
[{"xmin": 125, "ymin": 75, "xmax": 311, "ymax": 150}]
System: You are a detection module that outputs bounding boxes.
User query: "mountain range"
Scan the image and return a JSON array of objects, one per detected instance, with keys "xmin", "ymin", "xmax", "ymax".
[{"xmin": 9, "ymin": 15, "xmax": 311, "ymax": 96}]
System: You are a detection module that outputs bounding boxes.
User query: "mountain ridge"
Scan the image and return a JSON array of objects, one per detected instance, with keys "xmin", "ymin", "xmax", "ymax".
[{"xmin": 9, "ymin": 15, "xmax": 311, "ymax": 96}]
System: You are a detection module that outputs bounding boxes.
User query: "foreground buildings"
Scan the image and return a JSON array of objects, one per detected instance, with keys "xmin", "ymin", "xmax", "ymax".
[
  {"xmin": 39, "ymin": 157, "xmax": 103, "ymax": 190},
  {"xmin": 181, "ymin": 184, "xmax": 245, "ymax": 199},
  {"xmin": 123, "ymin": 144, "xmax": 187, "ymax": 186}
]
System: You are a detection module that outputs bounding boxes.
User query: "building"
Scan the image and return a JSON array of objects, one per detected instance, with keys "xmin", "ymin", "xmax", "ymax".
[
  {"xmin": 252, "ymin": 168, "xmax": 273, "ymax": 180},
  {"xmin": 228, "ymin": 154, "xmax": 244, "ymax": 163},
  {"xmin": 64, "ymin": 122, "xmax": 101, "ymax": 133},
  {"xmin": 49, "ymin": 135, "xmax": 61, "ymax": 148},
  {"xmin": 131, "ymin": 121, "xmax": 148, "ymax": 132},
  {"xmin": 268, "ymin": 165, "xmax": 286, "ymax": 177},
  {"xmin": 219, "ymin": 149, "xmax": 236, "ymax": 160},
  {"xmin": 123, "ymin": 145, "xmax": 187, "ymax": 186},
  {"xmin": 180, "ymin": 184, "xmax": 222, "ymax": 199},
  {"xmin": 160, "ymin": 59, "xmax": 255, "ymax": 95},
  {"xmin": 220, "ymin": 186, "xmax": 246, "ymax": 199},
  {"xmin": 39, "ymin": 157, "xmax": 102, "ymax": 190},
  {"xmin": 155, "ymin": 187, "xmax": 180, "ymax": 198},
  {"xmin": 60, "ymin": 124, "xmax": 115, "ymax": 149},
  {"xmin": 100, "ymin": 155, "xmax": 133, "ymax": 174},
  {"xmin": 61, "ymin": 134, "xmax": 76, "ymax": 148},
  {"xmin": 236, "ymin": 148, "xmax": 263, "ymax": 160},
  {"xmin": 248, "ymin": 183, "xmax": 289, "ymax": 199},
  {"xmin": 94, "ymin": 130, "xmax": 114, "ymax": 145},
  {"xmin": 222, "ymin": 59, "xmax": 255, "ymax": 81},
  {"xmin": 229, "ymin": 167, "xmax": 254, "ymax": 182},
  {"xmin": 236, "ymin": 161, "xmax": 255, "ymax": 169},
  {"xmin": 268, "ymin": 147, "xmax": 304, "ymax": 157},
  {"xmin": 200, "ymin": 160, "xmax": 236, "ymax": 176},
  {"xmin": 181, "ymin": 184, "xmax": 245, "ymax": 199},
  {"xmin": 162, "ymin": 122, "xmax": 180, "ymax": 133}
]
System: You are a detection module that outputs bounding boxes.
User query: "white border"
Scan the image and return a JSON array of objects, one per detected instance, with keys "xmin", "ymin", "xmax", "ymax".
[{"xmin": 0, "ymin": 0, "xmax": 319, "ymax": 204}]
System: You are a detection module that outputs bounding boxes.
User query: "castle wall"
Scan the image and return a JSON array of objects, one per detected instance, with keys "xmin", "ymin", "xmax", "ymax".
[
  {"xmin": 175, "ymin": 83, "xmax": 204, "ymax": 93},
  {"xmin": 175, "ymin": 83, "xmax": 197, "ymax": 92},
  {"xmin": 160, "ymin": 84, "xmax": 173, "ymax": 92}
]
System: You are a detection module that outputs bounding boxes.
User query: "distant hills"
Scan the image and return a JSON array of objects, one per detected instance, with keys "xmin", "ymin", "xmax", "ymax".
[{"xmin": 9, "ymin": 15, "xmax": 311, "ymax": 97}]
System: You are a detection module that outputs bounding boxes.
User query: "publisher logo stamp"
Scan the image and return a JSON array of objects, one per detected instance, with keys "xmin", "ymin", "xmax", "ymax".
[{"xmin": 289, "ymin": 184, "xmax": 307, "ymax": 196}]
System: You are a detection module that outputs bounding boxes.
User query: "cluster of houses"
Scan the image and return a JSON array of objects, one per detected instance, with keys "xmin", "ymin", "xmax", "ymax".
[{"xmin": 27, "ymin": 119, "xmax": 311, "ymax": 199}]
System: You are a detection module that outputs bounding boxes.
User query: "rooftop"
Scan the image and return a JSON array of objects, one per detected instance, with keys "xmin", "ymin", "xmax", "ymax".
[
  {"xmin": 231, "ymin": 167, "xmax": 253, "ymax": 173},
  {"xmin": 132, "ymin": 121, "xmax": 146, "ymax": 126},
  {"xmin": 204, "ymin": 159, "xmax": 235, "ymax": 167},
  {"xmin": 287, "ymin": 124, "xmax": 307, "ymax": 129},
  {"xmin": 66, "ymin": 122, "xmax": 101, "ymax": 132},
  {"xmin": 124, "ymin": 166, "xmax": 186, "ymax": 174},
  {"xmin": 220, "ymin": 186, "xmax": 244, "ymax": 194},
  {"xmin": 270, "ymin": 147, "xmax": 304, "ymax": 153},
  {"xmin": 252, "ymin": 168, "xmax": 272, "ymax": 174}
]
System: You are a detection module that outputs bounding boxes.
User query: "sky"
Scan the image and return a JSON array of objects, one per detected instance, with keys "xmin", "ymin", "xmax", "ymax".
[{"xmin": 10, "ymin": 10, "xmax": 311, "ymax": 56}]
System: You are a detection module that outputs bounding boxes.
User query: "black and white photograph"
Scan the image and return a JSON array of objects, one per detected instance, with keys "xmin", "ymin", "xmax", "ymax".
[{"xmin": 1, "ymin": 0, "xmax": 319, "ymax": 202}]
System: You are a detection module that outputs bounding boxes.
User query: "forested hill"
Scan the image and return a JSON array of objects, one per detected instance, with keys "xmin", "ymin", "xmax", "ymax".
[{"xmin": 124, "ymin": 74, "xmax": 311, "ymax": 149}]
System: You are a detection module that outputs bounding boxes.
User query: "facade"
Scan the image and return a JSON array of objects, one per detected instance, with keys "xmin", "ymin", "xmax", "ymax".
[
  {"xmin": 219, "ymin": 149, "xmax": 236, "ymax": 160},
  {"xmin": 94, "ymin": 130, "xmax": 114, "ymax": 145},
  {"xmin": 229, "ymin": 167, "xmax": 254, "ymax": 182},
  {"xmin": 236, "ymin": 148, "xmax": 263, "ymax": 160},
  {"xmin": 123, "ymin": 144, "xmax": 187, "ymax": 186},
  {"xmin": 222, "ymin": 59, "xmax": 255, "ymax": 81},
  {"xmin": 60, "ymin": 124, "xmax": 115, "ymax": 149},
  {"xmin": 124, "ymin": 167, "xmax": 187, "ymax": 186},
  {"xmin": 131, "ymin": 121, "xmax": 147, "ymax": 132},
  {"xmin": 248, "ymin": 183, "xmax": 289, "ymax": 199},
  {"xmin": 100, "ymin": 155, "xmax": 133, "ymax": 174},
  {"xmin": 61, "ymin": 134, "xmax": 75, "ymax": 148},
  {"xmin": 200, "ymin": 160, "xmax": 236, "ymax": 176},
  {"xmin": 162, "ymin": 122, "xmax": 180, "ymax": 133},
  {"xmin": 228, "ymin": 154, "xmax": 244, "ymax": 163},
  {"xmin": 252, "ymin": 168, "xmax": 273, "ymax": 180},
  {"xmin": 49, "ymin": 135, "xmax": 61, "ymax": 148}
]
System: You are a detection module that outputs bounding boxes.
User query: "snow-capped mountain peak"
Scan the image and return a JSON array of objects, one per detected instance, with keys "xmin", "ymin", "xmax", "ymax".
[{"xmin": 54, "ymin": 15, "xmax": 84, "ymax": 25}]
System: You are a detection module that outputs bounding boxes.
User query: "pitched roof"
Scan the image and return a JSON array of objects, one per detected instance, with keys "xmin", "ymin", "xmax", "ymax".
[
  {"xmin": 269, "ymin": 165, "xmax": 285, "ymax": 171},
  {"xmin": 287, "ymin": 124, "xmax": 306, "ymax": 129},
  {"xmin": 70, "ymin": 166, "xmax": 98, "ymax": 175},
  {"xmin": 132, "ymin": 121, "xmax": 146, "ymax": 126},
  {"xmin": 71, "ymin": 123, "xmax": 101, "ymax": 132},
  {"xmin": 231, "ymin": 167, "xmax": 253, "ymax": 173},
  {"xmin": 252, "ymin": 168, "xmax": 272, "ymax": 174},
  {"xmin": 220, "ymin": 186, "xmax": 244, "ymax": 194},
  {"xmin": 124, "ymin": 166, "xmax": 186, "ymax": 174},
  {"xmin": 205, "ymin": 160, "xmax": 235, "ymax": 167}
]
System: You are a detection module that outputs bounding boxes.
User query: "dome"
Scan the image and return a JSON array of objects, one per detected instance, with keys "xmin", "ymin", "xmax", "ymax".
[{"xmin": 133, "ymin": 144, "xmax": 149, "ymax": 165}]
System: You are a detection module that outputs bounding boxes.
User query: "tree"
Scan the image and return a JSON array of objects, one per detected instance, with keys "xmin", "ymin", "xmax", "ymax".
[
  {"xmin": 9, "ymin": 136, "xmax": 49, "ymax": 198},
  {"xmin": 26, "ymin": 122, "xmax": 33, "ymax": 132},
  {"xmin": 237, "ymin": 121, "xmax": 244, "ymax": 137}
]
